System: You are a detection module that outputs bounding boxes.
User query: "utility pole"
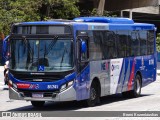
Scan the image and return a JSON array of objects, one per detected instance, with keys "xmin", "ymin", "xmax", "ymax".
[
  {"xmin": 120, "ymin": 10, "xmax": 124, "ymax": 17},
  {"xmin": 97, "ymin": 0, "xmax": 105, "ymax": 16},
  {"xmin": 129, "ymin": 9, "xmax": 133, "ymax": 19}
]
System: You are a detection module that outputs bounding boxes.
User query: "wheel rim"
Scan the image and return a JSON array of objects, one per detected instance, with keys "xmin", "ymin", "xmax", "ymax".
[
  {"xmin": 136, "ymin": 79, "xmax": 141, "ymax": 94},
  {"xmin": 90, "ymin": 87, "xmax": 96, "ymax": 100}
]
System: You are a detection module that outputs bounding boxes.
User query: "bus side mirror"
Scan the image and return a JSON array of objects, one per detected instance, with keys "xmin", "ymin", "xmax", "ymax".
[
  {"xmin": 81, "ymin": 40, "xmax": 87, "ymax": 53},
  {"xmin": 3, "ymin": 36, "xmax": 10, "ymax": 62}
]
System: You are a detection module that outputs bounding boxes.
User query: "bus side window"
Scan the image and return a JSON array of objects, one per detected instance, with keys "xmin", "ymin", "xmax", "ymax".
[
  {"xmin": 103, "ymin": 31, "xmax": 117, "ymax": 59},
  {"xmin": 147, "ymin": 31, "xmax": 154, "ymax": 55},
  {"xmin": 91, "ymin": 31, "xmax": 103, "ymax": 60},
  {"xmin": 131, "ymin": 31, "xmax": 140, "ymax": 56},
  {"xmin": 116, "ymin": 31, "xmax": 129, "ymax": 58},
  {"xmin": 139, "ymin": 31, "xmax": 147, "ymax": 55},
  {"xmin": 92, "ymin": 31, "xmax": 116, "ymax": 60},
  {"xmin": 127, "ymin": 35, "xmax": 132, "ymax": 57}
]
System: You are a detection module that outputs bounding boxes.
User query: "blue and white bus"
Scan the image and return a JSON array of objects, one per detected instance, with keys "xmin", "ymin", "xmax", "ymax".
[{"xmin": 5, "ymin": 17, "xmax": 157, "ymax": 107}]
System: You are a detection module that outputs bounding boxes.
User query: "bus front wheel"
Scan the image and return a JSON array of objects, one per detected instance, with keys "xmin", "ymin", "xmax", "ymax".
[
  {"xmin": 31, "ymin": 101, "xmax": 45, "ymax": 108},
  {"xmin": 87, "ymin": 81, "xmax": 100, "ymax": 107}
]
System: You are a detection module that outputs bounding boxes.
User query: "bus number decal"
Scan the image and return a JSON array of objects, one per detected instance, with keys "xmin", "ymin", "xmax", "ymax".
[{"xmin": 47, "ymin": 85, "xmax": 58, "ymax": 89}]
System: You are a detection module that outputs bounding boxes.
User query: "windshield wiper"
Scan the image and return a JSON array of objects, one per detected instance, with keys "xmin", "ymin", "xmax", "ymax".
[
  {"xmin": 60, "ymin": 45, "xmax": 68, "ymax": 68},
  {"xmin": 44, "ymin": 36, "xmax": 59, "ymax": 56},
  {"xmin": 21, "ymin": 36, "xmax": 35, "ymax": 69}
]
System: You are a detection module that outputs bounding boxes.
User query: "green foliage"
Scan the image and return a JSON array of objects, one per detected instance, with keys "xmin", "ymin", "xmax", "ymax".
[
  {"xmin": 0, "ymin": 0, "xmax": 40, "ymax": 35},
  {"xmin": 156, "ymin": 33, "xmax": 160, "ymax": 52},
  {"xmin": 0, "ymin": 0, "xmax": 80, "ymax": 36},
  {"xmin": 39, "ymin": 0, "xmax": 80, "ymax": 20}
]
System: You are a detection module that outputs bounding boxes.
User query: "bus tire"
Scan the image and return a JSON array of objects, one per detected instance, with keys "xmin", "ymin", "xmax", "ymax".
[
  {"xmin": 122, "ymin": 74, "xmax": 142, "ymax": 98},
  {"xmin": 131, "ymin": 74, "xmax": 142, "ymax": 97},
  {"xmin": 31, "ymin": 101, "xmax": 45, "ymax": 108},
  {"xmin": 87, "ymin": 81, "xmax": 100, "ymax": 107}
]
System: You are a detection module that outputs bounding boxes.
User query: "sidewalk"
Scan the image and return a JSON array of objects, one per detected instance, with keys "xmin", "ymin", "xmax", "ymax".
[
  {"xmin": 0, "ymin": 66, "xmax": 3, "ymax": 72},
  {"xmin": 0, "ymin": 66, "xmax": 6, "ymax": 90}
]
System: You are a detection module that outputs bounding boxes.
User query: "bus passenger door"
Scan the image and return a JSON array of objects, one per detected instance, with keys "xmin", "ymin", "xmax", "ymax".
[{"xmin": 76, "ymin": 36, "xmax": 90, "ymax": 100}]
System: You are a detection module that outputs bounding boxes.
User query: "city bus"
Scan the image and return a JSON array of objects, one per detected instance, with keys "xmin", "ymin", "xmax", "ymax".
[{"xmin": 5, "ymin": 17, "xmax": 157, "ymax": 107}]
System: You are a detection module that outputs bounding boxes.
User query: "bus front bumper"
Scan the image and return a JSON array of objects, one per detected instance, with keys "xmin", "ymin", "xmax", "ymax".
[{"xmin": 9, "ymin": 86, "xmax": 76, "ymax": 102}]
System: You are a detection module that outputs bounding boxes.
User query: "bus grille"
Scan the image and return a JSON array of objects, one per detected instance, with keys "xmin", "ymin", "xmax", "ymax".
[{"xmin": 19, "ymin": 90, "xmax": 59, "ymax": 98}]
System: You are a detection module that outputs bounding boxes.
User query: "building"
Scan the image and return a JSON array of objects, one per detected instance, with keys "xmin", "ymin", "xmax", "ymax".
[{"xmin": 79, "ymin": 0, "xmax": 160, "ymax": 32}]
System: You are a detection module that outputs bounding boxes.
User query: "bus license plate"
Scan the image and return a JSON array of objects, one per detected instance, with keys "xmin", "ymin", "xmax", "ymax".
[{"xmin": 32, "ymin": 93, "xmax": 43, "ymax": 98}]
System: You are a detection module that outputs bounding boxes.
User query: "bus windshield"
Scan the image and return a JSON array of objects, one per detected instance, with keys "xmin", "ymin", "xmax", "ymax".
[{"xmin": 10, "ymin": 38, "xmax": 74, "ymax": 72}]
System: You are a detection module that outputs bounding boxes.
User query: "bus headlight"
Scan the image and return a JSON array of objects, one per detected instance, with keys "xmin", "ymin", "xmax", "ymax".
[
  {"xmin": 68, "ymin": 80, "xmax": 74, "ymax": 87},
  {"xmin": 60, "ymin": 84, "xmax": 67, "ymax": 92},
  {"xmin": 60, "ymin": 80, "xmax": 74, "ymax": 92}
]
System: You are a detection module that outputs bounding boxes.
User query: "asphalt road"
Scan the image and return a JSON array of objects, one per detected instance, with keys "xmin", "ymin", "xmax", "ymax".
[{"xmin": 0, "ymin": 66, "xmax": 160, "ymax": 119}]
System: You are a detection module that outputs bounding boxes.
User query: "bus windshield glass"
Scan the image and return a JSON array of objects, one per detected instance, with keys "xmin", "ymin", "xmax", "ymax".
[{"xmin": 10, "ymin": 38, "xmax": 74, "ymax": 72}]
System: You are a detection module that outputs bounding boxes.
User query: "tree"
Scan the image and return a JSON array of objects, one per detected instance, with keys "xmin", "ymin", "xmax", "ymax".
[
  {"xmin": 0, "ymin": 0, "xmax": 40, "ymax": 36},
  {"xmin": 38, "ymin": 0, "xmax": 80, "ymax": 20},
  {"xmin": 0, "ymin": 0, "xmax": 80, "ymax": 36}
]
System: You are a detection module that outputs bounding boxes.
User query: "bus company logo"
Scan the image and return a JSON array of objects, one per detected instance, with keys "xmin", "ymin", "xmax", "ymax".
[
  {"xmin": 111, "ymin": 64, "xmax": 119, "ymax": 71},
  {"xmin": 101, "ymin": 62, "xmax": 109, "ymax": 71},
  {"xmin": 29, "ymin": 84, "xmax": 39, "ymax": 89},
  {"xmin": 2, "ymin": 112, "xmax": 11, "ymax": 117}
]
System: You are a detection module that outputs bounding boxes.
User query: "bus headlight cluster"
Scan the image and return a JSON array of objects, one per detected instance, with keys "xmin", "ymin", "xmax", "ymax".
[{"xmin": 60, "ymin": 80, "xmax": 74, "ymax": 92}]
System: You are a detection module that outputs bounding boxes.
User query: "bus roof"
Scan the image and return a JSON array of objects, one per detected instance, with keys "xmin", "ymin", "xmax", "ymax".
[
  {"xmin": 13, "ymin": 17, "xmax": 155, "ymax": 31},
  {"xmin": 14, "ymin": 21, "xmax": 69, "ymax": 25},
  {"xmin": 74, "ymin": 17, "xmax": 134, "ymax": 24}
]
